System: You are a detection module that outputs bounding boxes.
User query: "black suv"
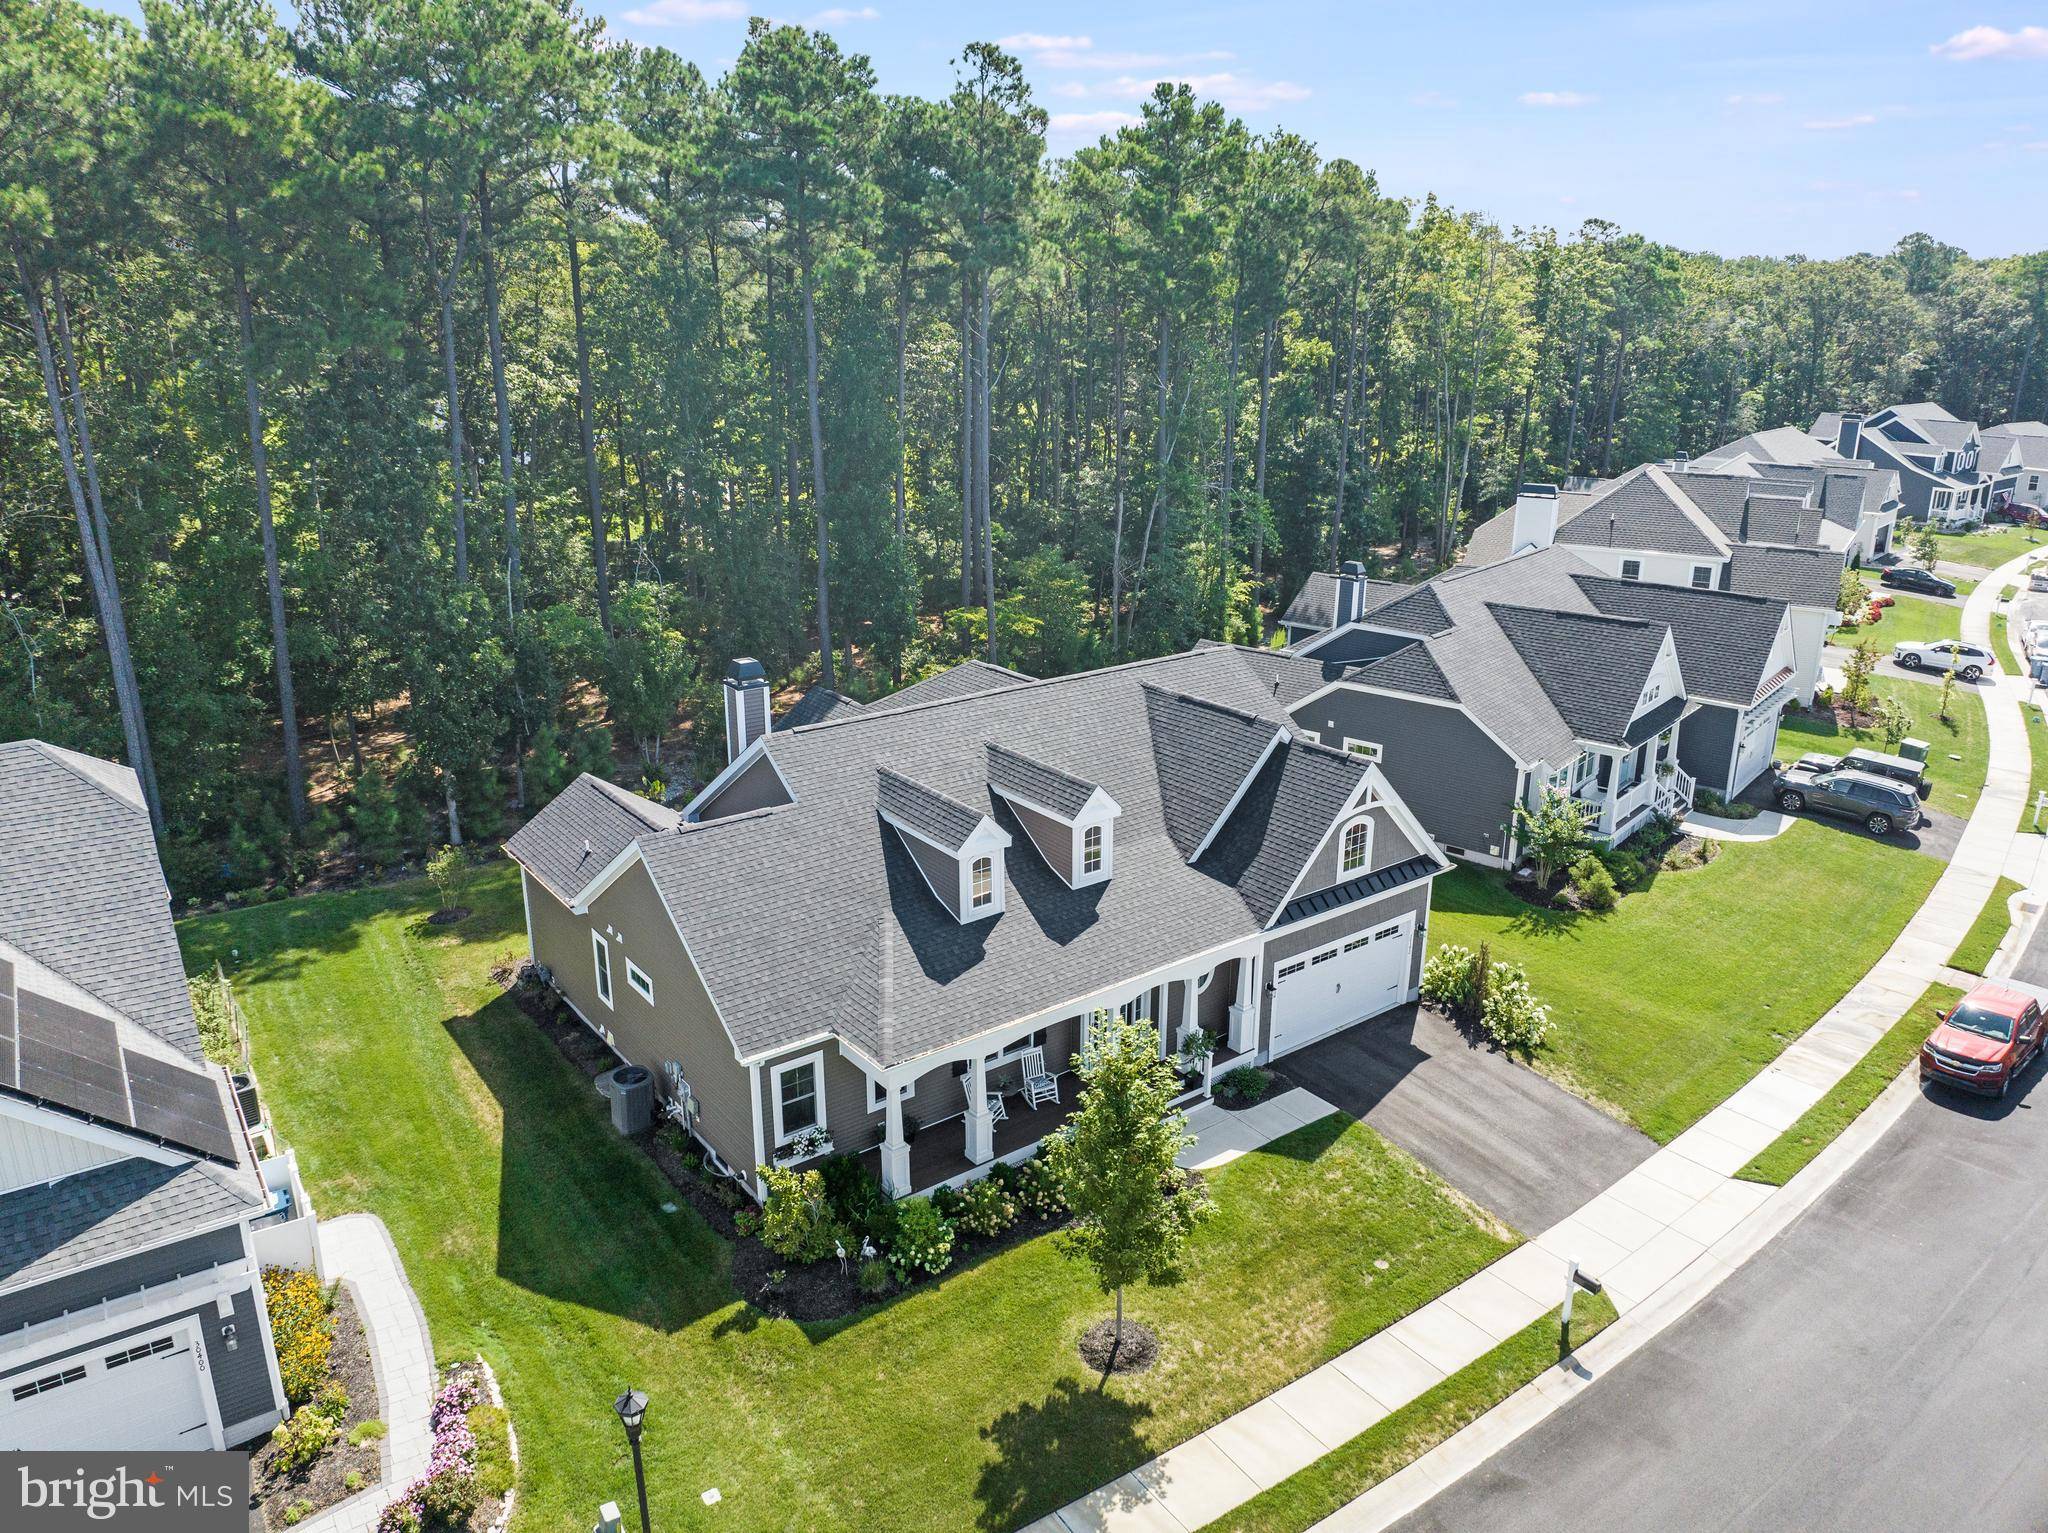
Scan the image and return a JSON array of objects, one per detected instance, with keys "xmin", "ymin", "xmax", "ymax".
[
  {"xmin": 1879, "ymin": 566, "xmax": 1957, "ymax": 599},
  {"xmin": 1774, "ymin": 763, "xmax": 1921, "ymax": 836}
]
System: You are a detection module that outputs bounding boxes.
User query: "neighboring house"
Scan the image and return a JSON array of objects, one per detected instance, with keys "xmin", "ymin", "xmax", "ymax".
[
  {"xmin": 1981, "ymin": 421, "xmax": 2048, "ymax": 513},
  {"xmin": 1814, "ymin": 404, "xmax": 1990, "ymax": 523},
  {"xmin": 1690, "ymin": 430, "xmax": 1901, "ymax": 564},
  {"xmin": 1270, "ymin": 547, "xmax": 1798, "ymax": 864},
  {"xmin": 506, "ymin": 651, "xmax": 1449, "ymax": 1202},
  {"xmin": 0, "ymin": 741, "xmax": 290, "ymax": 1453},
  {"xmin": 1462, "ymin": 468, "xmax": 1843, "ymax": 703},
  {"xmin": 1276, "ymin": 570, "xmax": 1416, "ymax": 647}
]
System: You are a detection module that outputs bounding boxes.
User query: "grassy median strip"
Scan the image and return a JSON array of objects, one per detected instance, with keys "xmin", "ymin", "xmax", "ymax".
[
  {"xmin": 1736, "ymin": 981, "xmax": 1964, "ymax": 1187},
  {"xmin": 1995, "ymin": 612, "xmax": 2023, "ymax": 676},
  {"xmin": 2027, "ymin": 705, "xmax": 2048, "ymax": 835},
  {"xmin": 1949, "ymin": 877, "xmax": 2023, "ymax": 974},
  {"xmin": 1195, "ymin": 1293, "xmax": 1619, "ymax": 1533}
]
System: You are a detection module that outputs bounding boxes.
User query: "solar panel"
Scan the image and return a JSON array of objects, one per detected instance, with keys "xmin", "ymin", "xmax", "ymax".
[
  {"xmin": 17, "ymin": 991, "xmax": 128, "ymax": 1124},
  {"xmin": 124, "ymin": 1051, "xmax": 238, "ymax": 1164}
]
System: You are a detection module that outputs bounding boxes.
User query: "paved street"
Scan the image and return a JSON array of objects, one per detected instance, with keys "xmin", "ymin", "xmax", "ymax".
[{"xmin": 1389, "ymin": 1066, "xmax": 2048, "ymax": 1533}]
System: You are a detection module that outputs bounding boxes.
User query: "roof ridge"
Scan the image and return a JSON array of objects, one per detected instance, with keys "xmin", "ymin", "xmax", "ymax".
[
  {"xmin": 1136, "ymin": 680, "xmax": 1280, "ymax": 734},
  {"xmin": 579, "ymin": 772, "xmax": 679, "ymax": 832},
  {"xmin": 14, "ymin": 740, "xmax": 146, "ymax": 817}
]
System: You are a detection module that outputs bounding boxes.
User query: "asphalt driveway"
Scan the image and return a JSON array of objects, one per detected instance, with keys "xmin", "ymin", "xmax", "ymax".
[
  {"xmin": 1738, "ymin": 775, "xmax": 1964, "ymax": 862},
  {"xmin": 1274, "ymin": 1004, "xmax": 1655, "ymax": 1236}
]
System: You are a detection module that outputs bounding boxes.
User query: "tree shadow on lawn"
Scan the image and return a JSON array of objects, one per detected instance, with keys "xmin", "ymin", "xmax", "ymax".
[
  {"xmin": 443, "ymin": 995, "xmax": 740, "ymax": 1333},
  {"xmin": 1427, "ymin": 869, "xmax": 1594, "ymax": 944},
  {"xmin": 974, "ymin": 1376, "xmax": 1157, "ymax": 1532}
]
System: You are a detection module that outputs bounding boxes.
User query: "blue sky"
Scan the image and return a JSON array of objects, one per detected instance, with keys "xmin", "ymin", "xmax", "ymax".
[{"xmin": 588, "ymin": 0, "xmax": 2048, "ymax": 259}]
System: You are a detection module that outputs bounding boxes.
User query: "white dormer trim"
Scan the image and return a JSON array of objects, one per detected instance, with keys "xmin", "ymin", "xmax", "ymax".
[
  {"xmin": 1186, "ymin": 728, "xmax": 1287, "ymax": 864},
  {"xmin": 987, "ymin": 781, "xmax": 1123, "ymax": 890},
  {"xmin": 879, "ymin": 809, "xmax": 1012, "ymax": 924},
  {"xmin": 1628, "ymin": 631, "xmax": 1686, "ymax": 725},
  {"xmin": 1260, "ymin": 762, "xmax": 1453, "ymax": 930}
]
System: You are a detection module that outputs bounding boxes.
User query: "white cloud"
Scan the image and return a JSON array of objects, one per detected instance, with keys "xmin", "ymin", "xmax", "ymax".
[
  {"xmin": 1724, "ymin": 91, "xmax": 1785, "ymax": 105},
  {"xmin": 1803, "ymin": 112, "xmax": 1876, "ymax": 130},
  {"xmin": 809, "ymin": 5, "xmax": 879, "ymax": 21},
  {"xmin": 1896, "ymin": 188, "xmax": 1923, "ymax": 201},
  {"xmin": 998, "ymin": 33, "xmax": 1092, "ymax": 52},
  {"xmin": 1519, "ymin": 90, "xmax": 1594, "ymax": 107},
  {"xmin": 620, "ymin": 0, "xmax": 743, "ymax": 21},
  {"xmin": 1048, "ymin": 110, "xmax": 1140, "ymax": 139},
  {"xmin": 1408, "ymin": 89, "xmax": 1459, "ymax": 109},
  {"xmin": 1931, "ymin": 24, "xmax": 2048, "ymax": 61},
  {"xmin": 1000, "ymin": 33, "xmax": 1232, "ymax": 71},
  {"xmin": 2026, "ymin": 141, "xmax": 2048, "ymax": 152},
  {"xmin": 1049, "ymin": 80, "xmax": 1091, "ymax": 97}
]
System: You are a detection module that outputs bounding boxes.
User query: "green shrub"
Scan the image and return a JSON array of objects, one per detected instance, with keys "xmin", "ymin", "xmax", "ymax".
[
  {"xmin": 344, "ymin": 1471, "xmax": 365, "ymax": 1492},
  {"xmin": 348, "ymin": 1419, "xmax": 387, "ymax": 1446},
  {"xmin": 311, "ymin": 1384, "xmax": 350, "ymax": 1426},
  {"xmin": 282, "ymin": 1499, "xmax": 315, "ymax": 1527},
  {"xmin": 1214, "ymin": 1064, "xmax": 1271, "ymax": 1105},
  {"xmin": 1420, "ymin": 944, "xmax": 1479, "ymax": 1013},
  {"xmin": 418, "ymin": 1467, "xmax": 479, "ymax": 1529},
  {"xmin": 1479, "ymin": 961, "xmax": 1553, "ymax": 1051},
  {"xmin": 1012, "ymin": 1153, "xmax": 1068, "ymax": 1219},
  {"xmin": 756, "ymin": 1165, "xmax": 835, "ymax": 1263},
  {"xmin": 1567, "ymin": 854, "xmax": 1617, "ymax": 911},
  {"xmin": 951, "ymin": 1176, "xmax": 1018, "ymax": 1238},
  {"xmin": 263, "ymin": 1267, "xmax": 333, "ymax": 1407},
  {"xmin": 272, "ymin": 1409, "xmax": 334, "ymax": 1474},
  {"xmin": 887, "ymin": 1195, "xmax": 955, "ymax": 1279},
  {"xmin": 469, "ymin": 1404, "xmax": 515, "ymax": 1499},
  {"xmin": 857, "ymin": 1256, "xmax": 891, "ymax": 1295},
  {"xmin": 1597, "ymin": 847, "xmax": 1644, "ymax": 890},
  {"xmin": 818, "ymin": 1153, "xmax": 895, "ymax": 1242}
]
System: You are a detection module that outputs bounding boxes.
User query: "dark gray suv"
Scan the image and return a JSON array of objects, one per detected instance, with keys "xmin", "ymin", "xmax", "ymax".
[{"xmin": 1774, "ymin": 763, "xmax": 1921, "ymax": 835}]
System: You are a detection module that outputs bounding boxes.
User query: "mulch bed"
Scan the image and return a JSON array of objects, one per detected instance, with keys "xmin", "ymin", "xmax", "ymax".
[
  {"xmin": 251, "ymin": 1284, "xmax": 382, "ymax": 1530},
  {"xmin": 1503, "ymin": 828, "xmax": 1719, "ymax": 911},
  {"xmin": 1079, "ymin": 1318, "xmax": 1158, "ymax": 1375},
  {"xmin": 495, "ymin": 961, "xmax": 1069, "ymax": 1323},
  {"xmin": 428, "ymin": 906, "xmax": 471, "ymax": 926}
]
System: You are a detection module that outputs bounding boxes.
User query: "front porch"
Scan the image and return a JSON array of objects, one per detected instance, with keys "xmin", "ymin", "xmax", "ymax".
[{"xmin": 1571, "ymin": 723, "xmax": 1695, "ymax": 844}]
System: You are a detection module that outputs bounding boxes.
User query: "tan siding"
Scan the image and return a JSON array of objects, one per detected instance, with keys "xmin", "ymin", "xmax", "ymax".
[
  {"xmin": 898, "ymin": 831, "xmax": 964, "ymax": 918},
  {"xmin": 696, "ymin": 754, "xmax": 790, "ymax": 821},
  {"xmin": 1256, "ymin": 880, "xmax": 1432, "ymax": 1055},
  {"xmin": 1197, "ymin": 958, "xmax": 1237, "ymax": 1036},
  {"xmin": 757, "ymin": 1043, "xmax": 881, "ymax": 1163},
  {"xmin": 1008, "ymin": 800, "xmax": 1074, "ymax": 883},
  {"xmin": 523, "ymin": 865, "xmax": 757, "ymax": 1178}
]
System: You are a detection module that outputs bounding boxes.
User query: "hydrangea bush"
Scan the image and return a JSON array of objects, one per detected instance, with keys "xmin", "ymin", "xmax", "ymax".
[{"xmin": 886, "ymin": 1195, "xmax": 955, "ymax": 1279}]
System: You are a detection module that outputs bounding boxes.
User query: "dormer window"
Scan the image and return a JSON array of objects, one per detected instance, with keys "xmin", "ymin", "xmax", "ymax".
[
  {"xmin": 984, "ymin": 743, "xmax": 1120, "ymax": 891},
  {"xmin": 877, "ymin": 766, "xmax": 1010, "ymax": 924},
  {"xmin": 1082, "ymin": 824, "xmax": 1103, "ymax": 876},
  {"xmin": 971, "ymin": 857, "xmax": 994, "ymax": 909},
  {"xmin": 1341, "ymin": 819, "xmax": 1371, "ymax": 874}
]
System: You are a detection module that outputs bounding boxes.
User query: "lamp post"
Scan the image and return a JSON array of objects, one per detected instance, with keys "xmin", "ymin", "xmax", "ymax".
[{"xmin": 613, "ymin": 1388, "xmax": 651, "ymax": 1533}]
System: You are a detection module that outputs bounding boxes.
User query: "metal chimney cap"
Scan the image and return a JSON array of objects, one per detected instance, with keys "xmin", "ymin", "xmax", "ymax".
[
  {"xmin": 1517, "ymin": 483, "xmax": 1560, "ymax": 499},
  {"xmin": 1339, "ymin": 560, "xmax": 1367, "ymax": 577},
  {"xmin": 726, "ymin": 656, "xmax": 767, "ymax": 684}
]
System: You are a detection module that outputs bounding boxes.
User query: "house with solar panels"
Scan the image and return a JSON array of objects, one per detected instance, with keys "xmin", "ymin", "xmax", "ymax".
[{"xmin": 0, "ymin": 741, "xmax": 292, "ymax": 1452}]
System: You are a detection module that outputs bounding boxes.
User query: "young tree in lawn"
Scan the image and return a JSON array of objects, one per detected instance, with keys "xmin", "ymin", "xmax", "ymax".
[
  {"xmin": 1838, "ymin": 565, "xmax": 1870, "ymax": 622},
  {"xmin": 1841, "ymin": 639, "xmax": 1878, "ymax": 725},
  {"xmin": 1512, "ymin": 785, "xmax": 1593, "ymax": 891},
  {"xmin": 1043, "ymin": 1013, "xmax": 1213, "ymax": 1374},
  {"xmin": 1872, "ymin": 695, "xmax": 1911, "ymax": 752},
  {"xmin": 1911, "ymin": 522, "xmax": 1939, "ymax": 570},
  {"xmin": 1938, "ymin": 655, "xmax": 1959, "ymax": 726}
]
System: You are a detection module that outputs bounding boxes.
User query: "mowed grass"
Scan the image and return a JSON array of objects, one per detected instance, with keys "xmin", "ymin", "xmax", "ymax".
[
  {"xmin": 2025, "ymin": 703, "xmax": 2048, "ymax": 834},
  {"xmin": 1195, "ymin": 1293, "xmax": 1618, "ymax": 1533},
  {"xmin": 1737, "ymin": 983, "xmax": 1965, "ymax": 1186},
  {"xmin": 1843, "ymin": 592, "xmax": 1960, "ymax": 648},
  {"xmin": 179, "ymin": 863, "xmax": 1514, "ymax": 1533},
  {"xmin": 1932, "ymin": 525, "xmax": 2048, "ymax": 569},
  {"xmin": 1949, "ymin": 877, "xmax": 2024, "ymax": 975},
  {"xmin": 1429, "ymin": 823, "xmax": 1940, "ymax": 1142},
  {"xmin": 1777, "ymin": 676, "xmax": 1989, "ymax": 819}
]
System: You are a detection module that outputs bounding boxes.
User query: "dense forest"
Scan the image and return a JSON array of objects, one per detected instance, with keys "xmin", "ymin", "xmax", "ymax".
[{"xmin": 6, "ymin": 0, "xmax": 2047, "ymax": 900}]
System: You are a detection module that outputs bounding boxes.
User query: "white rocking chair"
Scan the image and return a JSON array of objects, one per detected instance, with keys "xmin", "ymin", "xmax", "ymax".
[
  {"xmin": 962, "ymin": 1072, "xmax": 1009, "ymax": 1125},
  {"xmin": 1019, "ymin": 1047, "xmax": 1059, "ymax": 1110}
]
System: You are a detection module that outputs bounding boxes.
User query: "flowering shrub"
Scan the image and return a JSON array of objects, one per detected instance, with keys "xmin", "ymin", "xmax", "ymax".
[
  {"xmin": 1479, "ymin": 963, "xmax": 1552, "ymax": 1051},
  {"xmin": 951, "ymin": 1176, "xmax": 1017, "ymax": 1238},
  {"xmin": 378, "ymin": 1374, "xmax": 482, "ymax": 1533},
  {"xmin": 887, "ymin": 1195, "xmax": 955, "ymax": 1280},
  {"xmin": 272, "ymin": 1409, "xmax": 335, "ymax": 1474},
  {"xmin": 263, "ymin": 1267, "xmax": 333, "ymax": 1407},
  {"xmin": 757, "ymin": 1165, "xmax": 836, "ymax": 1263},
  {"xmin": 1420, "ymin": 945, "xmax": 1479, "ymax": 1014},
  {"xmin": 1012, "ymin": 1154, "xmax": 1067, "ymax": 1220}
]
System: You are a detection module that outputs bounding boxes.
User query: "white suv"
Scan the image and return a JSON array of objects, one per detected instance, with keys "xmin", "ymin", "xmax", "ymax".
[{"xmin": 1893, "ymin": 639, "xmax": 1994, "ymax": 679}]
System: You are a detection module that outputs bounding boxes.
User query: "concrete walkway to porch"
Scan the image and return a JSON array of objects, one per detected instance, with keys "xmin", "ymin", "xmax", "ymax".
[{"xmin": 1032, "ymin": 544, "xmax": 2044, "ymax": 1533}]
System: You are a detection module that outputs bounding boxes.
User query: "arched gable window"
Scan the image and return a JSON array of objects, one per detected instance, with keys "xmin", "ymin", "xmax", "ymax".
[
  {"xmin": 971, "ymin": 856, "xmax": 994, "ymax": 909},
  {"xmin": 1341, "ymin": 819, "xmax": 1371, "ymax": 874},
  {"xmin": 1082, "ymin": 824, "xmax": 1104, "ymax": 875}
]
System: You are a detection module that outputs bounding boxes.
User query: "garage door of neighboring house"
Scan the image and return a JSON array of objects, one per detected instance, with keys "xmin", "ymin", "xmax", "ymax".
[
  {"xmin": 1268, "ymin": 913, "xmax": 1413, "ymax": 1060},
  {"xmin": 1731, "ymin": 697, "xmax": 1782, "ymax": 795},
  {"xmin": 0, "ymin": 1326, "xmax": 216, "ymax": 1452}
]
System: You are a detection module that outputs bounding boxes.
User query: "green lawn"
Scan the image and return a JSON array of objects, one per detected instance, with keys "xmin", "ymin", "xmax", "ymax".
[
  {"xmin": 1841, "ymin": 592, "xmax": 1959, "ymax": 648},
  {"xmin": 1429, "ymin": 824, "xmax": 1940, "ymax": 1142},
  {"xmin": 1736, "ymin": 983, "xmax": 1964, "ymax": 1186},
  {"xmin": 179, "ymin": 865, "xmax": 1514, "ymax": 1533},
  {"xmin": 1195, "ymin": 1293, "xmax": 1618, "ymax": 1533},
  {"xmin": 1932, "ymin": 526, "xmax": 2048, "ymax": 569},
  {"xmin": 1778, "ymin": 676, "xmax": 1989, "ymax": 819},
  {"xmin": 1995, "ymin": 613, "xmax": 2023, "ymax": 676},
  {"xmin": 1949, "ymin": 878, "xmax": 2023, "ymax": 975},
  {"xmin": 2026, "ymin": 703, "xmax": 2048, "ymax": 835}
]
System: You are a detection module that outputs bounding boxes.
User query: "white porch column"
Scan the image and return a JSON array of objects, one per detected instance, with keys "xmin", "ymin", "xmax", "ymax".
[
  {"xmin": 1228, "ymin": 955, "xmax": 1258, "ymax": 1055},
  {"xmin": 965, "ymin": 1053, "xmax": 994, "ymax": 1164},
  {"xmin": 880, "ymin": 1085, "xmax": 911, "ymax": 1198}
]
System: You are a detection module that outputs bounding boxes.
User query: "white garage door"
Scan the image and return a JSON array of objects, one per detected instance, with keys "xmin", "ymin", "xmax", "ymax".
[
  {"xmin": 1731, "ymin": 698, "xmax": 1782, "ymax": 794},
  {"xmin": 1269, "ymin": 913, "xmax": 1414, "ymax": 1059},
  {"xmin": 0, "ymin": 1328, "xmax": 214, "ymax": 1451}
]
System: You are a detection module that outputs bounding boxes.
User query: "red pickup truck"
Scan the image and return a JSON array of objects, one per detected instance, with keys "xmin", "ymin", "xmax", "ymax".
[{"xmin": 1920, "ymin": 983, "xmax": 2045, "ymax": 1099}]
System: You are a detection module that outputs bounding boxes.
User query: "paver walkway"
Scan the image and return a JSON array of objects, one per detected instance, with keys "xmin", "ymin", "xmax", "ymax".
[
  {"xmin": 1175, "ymin": 1087, "xmax": 1342, "ymax": 1173},
  {"xmin": 1036, "ymin": 550, "xmax": 2042, "ymax": 1533},
  {"xmin": 295, "ymin": 1214, "xmax": 436, "ymax": 1533}
]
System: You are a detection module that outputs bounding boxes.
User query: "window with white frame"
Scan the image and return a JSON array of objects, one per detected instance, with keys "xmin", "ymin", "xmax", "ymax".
[
  {"xmin": 1691, "ymin": 564, "xmax": 1712, "ymax": 589},
  {"xmin": 1082, "ymin": 823, "xmax": 1103, "ymax": 875},
  {"xmin": 591, "ymin": 930, "xmax": 613, "ymax": 1007},
  {"xmin": 772, "ymin": 1054, "xmax": 824, "ymax": 1145},
  {"xmin": 625, "ymin": 958, "xmax": 654, "ymax": 1004},
  {"xmin": 1341, "ymin": 818, "xmax": 1371, "ymax": 874},
  {"xmin": 1343, "ymin": 739, "xmax": 1383, "ymax": 761},
  {"xmin": 970, "ymin": 855, "xmax": 994, "ymax": 909},
  {"xmin": 1620, "ymin": 558, "xmax": 1642, "ymax": 580}
]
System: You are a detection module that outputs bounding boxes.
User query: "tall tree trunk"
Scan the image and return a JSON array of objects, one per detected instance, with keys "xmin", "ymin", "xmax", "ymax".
[
  {"xmin": 477, "ymin": 170, "xmax": 521, "ymax": 622},
  {"xmin": 1599, "ymin": 315, "xmax": 1630, "ymax": 475},
  {"xmin": 1329, "ymin": 292, "xmax": 1363, "ymax": 571},
  {"xmin": 564, "ymin": 207, "xmax": 611, "ymax": 635},
  {"xmin": 960, "ymin": 278, "xmax": 974, "ymax": 606},
  {"xmin": 802, "ymin": 253, "xmax": 835, "ymax": 691},
  {"xmin": 429, "ymin": 202, "xmax": 471, "ymax": 585},
  {"xmin": 1253, "ymin": 317, "xmax": 1275, "ymax": 582},
  {"xmin": 229, "ymin": 240, "xmax": 308, "ymax": 834},
  {"xmin": 977, "ymin": 275, "xmax": 996, "ymax": 660},
  {"xmin": 895, "ymin": 251, "xmax": 912, "ymax": 540},
  {"xmin": 1109, "ymin": 317, "xmax": 1129, "ymax": 652},
  {"xmin": 1221, "ymin": 290, "xmax": 1239, "ymax": 596}
]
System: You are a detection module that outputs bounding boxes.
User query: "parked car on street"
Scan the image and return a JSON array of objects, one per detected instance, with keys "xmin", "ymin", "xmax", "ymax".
[
  {"xmin": 1880, "ymin": 566, "xmax": 1957, "ymax": 599},
  {"xmin": 1773, "ymin": 762, "xmax": 1923, "ymax": 835},
  {"xmin": 2021, "ymin": 619, "xmax": 2048, "ymax": 659},
  {"xmin": 2031, "ymin": 570, "xmax": 2048, "ymax": 594},
  {"xmin": 1921, "ymin": 982, "xmax": 2045, "ymax": 1100},
  {"xmin": 1893, "ymin": 639, "xmax": 1994, "ymax": 679},
  {"xmin": 1791, "ymin": 748, "xmax": 1929, "ymax": 798}
]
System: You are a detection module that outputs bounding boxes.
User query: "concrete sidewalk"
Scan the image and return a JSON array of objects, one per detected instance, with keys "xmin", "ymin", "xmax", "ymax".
[{"xmin": 1036, "ymin": 547, "xmax": 2044, "ymax": 1533}]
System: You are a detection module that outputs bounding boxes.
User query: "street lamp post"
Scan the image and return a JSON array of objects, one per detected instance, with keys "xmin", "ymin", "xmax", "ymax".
[{"xmin": 614, "ymin": 1388, "xmax": 651, "ymax": 1533}]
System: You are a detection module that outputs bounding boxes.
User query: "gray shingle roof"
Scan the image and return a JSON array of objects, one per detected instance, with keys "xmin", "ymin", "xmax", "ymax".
[
  {"xmin": 1143, "ymin": 686, "xmax": 1283, "ymax": 859},
  {"xmin": 1574, "ymin": 575, "xmax": 1787, "ymax": 705},
  {"xmin": 1278, "ymin": 572, "xmax": 1416, "ymax": 635},
  {"xmin": 986, "ymin": 744, "xmax": 1102, "ymax": 820},
  {"xmin": 876, "ymin": 767, "xmax": 987, "ymax": 852},
  {"xmin": 1350, "ymin": 641, "xmax": 1459, "ymax": 702},
  {"xmin": 1556, "ymin": 468, "xmax": 1729, "ymax": 559},
  {"xmin": 1484, "ymin": 604, "xmax": 1667, "ymax": 746},
  {"xmin": 0, "ymin": 1155, "xmax": 260, "ymax": 1296},
  {"xmin": 0, "ymin": 741, "xmax": 198, "ymax": 1062},
  {"xmin": 503, "ymin": 772, "xmax": 678, "ymax": 903},
  {"xmin": 870, "ymin": 659, "xmax": 1035, "ymax": 713},
  {"xmin": 1192, "ymin": 740, "xmax": 1370, "ymax": 924},
  {"xmin": 777, "ymin": 685, "xmax": 866, "ymax": 731},
  {"xmin": 1698, "ymin": 425, "xmax": 1850, "ymax": 469},
  {"xmin": 1724, "ymin": 543, "xmax": 1845, "ymax": 610},
  {"xmin": 1359, "ymin": 585, "xmax": 1454, "ymax": 636}
]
